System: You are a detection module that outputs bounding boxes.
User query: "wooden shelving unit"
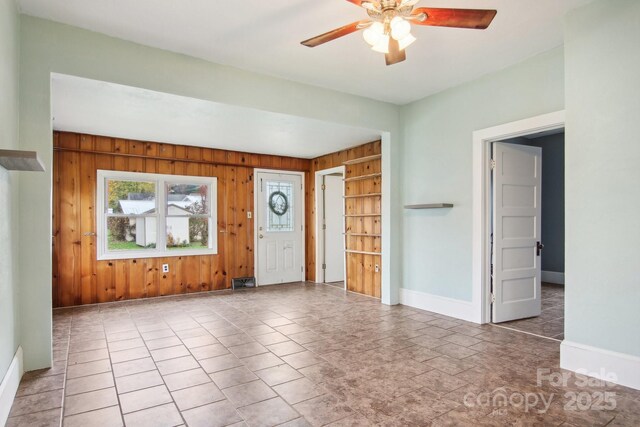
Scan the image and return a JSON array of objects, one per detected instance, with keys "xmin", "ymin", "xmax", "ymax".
[
  {"xmin": 344, "ymin": 172, "xmax": 381, "ymax": 182},
  {"xmin": 342, "ymin": 154, "xmax": 381, "ymax": 165},
  {"xmin": 343, "ymin": 193, "xmax": 381, "ymax": 199},
  {"xmin": 342, "ymin": 150, "xmax": 382, "ymax": 297},
  {"xmin": 346, "ymin": 249, "xmax": 382, "ymax": 256},
  {"xmin": 344, "ymin": 213, "xmax": 380, "ymax": 218}
]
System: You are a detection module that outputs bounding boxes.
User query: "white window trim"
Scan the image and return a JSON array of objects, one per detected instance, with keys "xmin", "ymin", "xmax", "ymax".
[{"xmin": 97, "ymin": 170, "xmax": 218, "ymax": 261}]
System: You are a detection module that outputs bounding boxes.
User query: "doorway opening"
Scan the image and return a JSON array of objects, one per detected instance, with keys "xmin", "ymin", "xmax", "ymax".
[
  {"xmin": 490, "ymin": 131, "xmax": 565, "ymax": 340},
  {"xmin": 314, "ymin": 166, "xmax": 346, "ymax": 289}
]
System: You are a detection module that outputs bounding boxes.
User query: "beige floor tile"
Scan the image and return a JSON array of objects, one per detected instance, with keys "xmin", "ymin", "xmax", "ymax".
[
  {"xmin": 8, "ymin": 389, "xmax": 63, "ymax": 417},
  {"xmin": 5, "ymin": 408, "xmax": 61, "ymax": 427},
  {"xmin": 66, "ymin": 372, "xmax": 115, "ymax": 396},
  {"xmin": 112, "ymin": 357, "xmax": 156, "ymax": 378},
  {"xmin": 171, "ymin": 382, "xmax": 225, "ymax": 411},
  {"xmin": 64, "ymin": 387, "xmax": 119, "ymax": 416},
  {"xmin": 189, "ymin": 343, "xmax": 228, "ymax": 360},
  {"xmin": 63, "ymin": 405, "xmax": 123, "ymax": 427},
  {"xmin": 150, "ymin": 345, "xmax": 190, "ymax": 362},
  {"xmin": 109, "ymin": 346, "xmax": 151, "ymax": 364},
  {"xmin": 273, "ymin": 378, "xmax": 325, "ymax": 405},
  {"xmin": 155, "ymin": 355, "xmax": 199, "ymax": 376},
  {"xmin": 210, "ymin": 366, "xmax": 258, "ymax": 389},
  {"xmin": 119, "ymin": 384, "xmax": 172, "ymax": 413},
  {"xmin": 255, "ymin": 364, "xmax": 303, "ymax": 386},
  {"xmin": 123, "ymin": 402, "xmax": 183, "ymax": 427},
  {"xmin": 222, "ymin": 380, "xmax": 277, "ymax": 408},
  {"xmin": 115, "ymin": 369, "xmax": 164, "ymax": 394},
  {"xmin": 282, "ymin": 351, "xmax": 324, "ymax": 370},
  {"xmin": 15, "ymin": 373, "xmax": 64, "ymax": 397},
  {"xmin": 293, "ymin": 394, "xmax": 354, "ymax": 426},
  {"xmin": 67, "ymin": 359, "xmax": 112, "ymax": 379},
  {"xmin": 238, "ymin": 397, "xmax": 300, "ymax": 427},
  {"xmin": 181, "ymin": 400, "xmax": 242, "ymax": 427},
  {"xmin": 163, "ymin": 368, "xmax": 211, "ymax": 391},
  {"xmin": 266, "ymin": 341, "xmax": 306, "ymax": 357}
]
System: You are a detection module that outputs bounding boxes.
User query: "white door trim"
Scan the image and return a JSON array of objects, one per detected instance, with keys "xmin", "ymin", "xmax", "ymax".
[
  {"xmin": 314, "ymin": 166, "xmax": 346, "ymax": 288},
  {"xmin": 253, "ymin": 169, "xmax": 306, "ymax": 286},
  {"xmin": 472, "ymin": 110, "xmax": 565, "ymax": 324}
]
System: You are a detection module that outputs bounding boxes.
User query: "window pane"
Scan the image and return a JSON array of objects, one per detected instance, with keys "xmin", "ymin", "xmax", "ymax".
[
  {"xmin": 107, "ymin": 217, "xmax": 157, "ymax": 250},
  {"xmin": 166, "ymin": 183, "xmax": 209, "ymax": 215},
  {"xmin": 167, "ymin": 217, "xmax": 209, "ymax": 249},
  {"xmin": 265, "ymin": 181, "xmax": 294, "ymax": 232},
  {"xmin": 107, "ymin": 180, "xmax": 156, "ymax": 214}
]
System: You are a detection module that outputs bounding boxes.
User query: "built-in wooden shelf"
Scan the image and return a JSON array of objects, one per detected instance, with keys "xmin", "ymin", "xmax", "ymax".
[
  {"xmin": 344, "ymin": 213, "xmax": 381, "ymax": 217},
  {"xmin": 344, "ymin": 233, "xmax": 381, "ymax": 237},
  {"xmin": 342, "ymin": 154, "xmax": 382, "ymax": 165},
  {"xmin": 344, "ymin": 193, "xmax": 381, "ymax": 199},
  {"xmin": 404, "ymin": 203, "xmax": 454, "ymax": 209},
  {"xmin": 0, "ymin": 150, "xmax": 45, "ymax": 172},
  {"xmin": 345, "ymin": 249, "xmax": 382, "ymax": 256},
  {"xmin": 344, "ymin": 173, "xmax": 382, "ymax": 182}
]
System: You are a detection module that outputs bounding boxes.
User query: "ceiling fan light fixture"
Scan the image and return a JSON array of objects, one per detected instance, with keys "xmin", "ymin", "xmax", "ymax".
[
  {"xmin": 398, "ymin": 33, "xmax": 416, "ymax": 50},
  {"xmin": 390, "ymin": 16, "xmax": 411, "ymax": 41},
  {"xmin": 363, "ymin": 22, "xmax": 385, "ymax": 46},
  {"xmin": 371, "ymin": 34, "xmax": 390, "ymax": 54}
]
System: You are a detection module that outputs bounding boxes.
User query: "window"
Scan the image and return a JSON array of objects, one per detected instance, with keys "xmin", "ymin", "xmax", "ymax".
[{"xmin": 97, "ymin": 170, "xmax": 217, "ymax": 260}]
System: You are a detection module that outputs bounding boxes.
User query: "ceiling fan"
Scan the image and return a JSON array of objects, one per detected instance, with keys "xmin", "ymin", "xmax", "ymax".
[{"xmin": 301, "ymin": 0, "xmax": 497, "ymax": 66}]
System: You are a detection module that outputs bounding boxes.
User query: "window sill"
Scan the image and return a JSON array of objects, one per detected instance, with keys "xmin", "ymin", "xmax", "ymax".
[{"xmin": 97, "ymin": 248, "xmax": 218, "ymax": 261}]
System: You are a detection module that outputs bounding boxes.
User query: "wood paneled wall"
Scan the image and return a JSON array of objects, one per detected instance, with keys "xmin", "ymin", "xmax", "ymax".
[
  {"xmin": 52, "ymin": 131, "xmax": 309, "ymax": 307},
  {"xmin": 306, "ymin": 141, "xmax": 382, "ymax": 298}
]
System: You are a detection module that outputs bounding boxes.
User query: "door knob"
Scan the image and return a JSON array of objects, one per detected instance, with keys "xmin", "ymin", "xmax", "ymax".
[
  {"xmin": 536, "ymin": 241, "xmax": 544, "ymax": 256},
  {"xmin": 259, "ymin": 234, "xmax": 264, "ymax": 239}
]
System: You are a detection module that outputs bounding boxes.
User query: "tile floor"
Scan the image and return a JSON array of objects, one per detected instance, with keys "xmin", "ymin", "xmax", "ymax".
[
  {"xmin": 6, "ymin": 282, "xmax": 639, "ymax": 426},
  {"xmin": 499, "ymin": 283, "xmax": 565, "ymax": 340}
]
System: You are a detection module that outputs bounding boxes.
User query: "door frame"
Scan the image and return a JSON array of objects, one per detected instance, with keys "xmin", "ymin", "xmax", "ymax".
[
  {"xmin": 314, "ymin": 166, "xmax": 346, "ymax": 287},
  {"xmin": 472, "ymin": 110, "xmax": 565, "ymax": 324},
  {"xmin": 253, "ymin": 168, "xmax": 306, "ymax": 286}
]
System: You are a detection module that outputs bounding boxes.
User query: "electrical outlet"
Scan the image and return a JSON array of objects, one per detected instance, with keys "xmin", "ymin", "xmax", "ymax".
[
  {"xmin": 247, "ymin": 211, "xmax": 252, "ymax": 219},
  {"xmin": 375, "ymin": 264, "xmax": 380, "ymax": 273},
  {"xmin": 162, "ymin": 264, "xmax": 169, "ymax": 273}
]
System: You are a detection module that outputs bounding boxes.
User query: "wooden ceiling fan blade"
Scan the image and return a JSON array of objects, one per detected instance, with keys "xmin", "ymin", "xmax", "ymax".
[
  {"xmin": 385, "ymin": 38, "xmax": 406, "ymax": 66},
  {"xmin": 411, "ymin": 8, "xmax": 497, "ymax": 29},
  {"xmin": 301, "ymin": 21, "xmax": 370, "ymax": 47}
]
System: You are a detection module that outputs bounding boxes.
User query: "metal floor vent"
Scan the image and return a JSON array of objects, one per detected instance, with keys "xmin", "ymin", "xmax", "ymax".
[{"xmin": 232, "ymin": 277, "xmax": 256, "ymax": 290}]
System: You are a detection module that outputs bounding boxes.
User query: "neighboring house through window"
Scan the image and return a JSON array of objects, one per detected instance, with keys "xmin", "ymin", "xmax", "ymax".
[{"xmin": 97, "ymin": 170, "xmax": 217, "ymax": 260}]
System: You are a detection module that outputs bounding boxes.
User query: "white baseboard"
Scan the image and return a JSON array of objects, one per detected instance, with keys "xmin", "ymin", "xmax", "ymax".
[
  {"xmin": 0, "ymin": 346, "xmax": 24, "ymax": 426},
  {"xmin": 399, "ymin": 288, "xmax": 479, "ymax": 323},
  {"xmin": 542, "ymin": 270, "xmax": 565, "ymax": 285},
  {"xmin": 561, "ymin": 340, "xmax": 640, "ymax": 390}
]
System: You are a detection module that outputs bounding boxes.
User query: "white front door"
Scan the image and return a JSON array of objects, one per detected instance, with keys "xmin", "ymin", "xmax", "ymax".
[
  {"xmin": 492, "ymin": 142, "xmax": 542, "ymax": 323},
  {"xmin": 323, "ymin": 174, "xmax": 344, "ymax": 283},
  {"xmin": 256, "ymin": 171, "xmax": 303, "ymax": 286}
]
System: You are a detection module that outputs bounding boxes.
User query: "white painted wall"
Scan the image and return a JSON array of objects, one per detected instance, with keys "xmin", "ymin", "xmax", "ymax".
[
  {"xmin": 18, "ymin": 15, "xmax": 402, "ymax": 370},
  {"xmin": 564, "ymin": 0, "xmax": 640, "ymax": 358},
  {"xmin": 0, "ymin": 0, "xmax": 22, "ymax": 385},
  {"xmin": 400, "ymin": 47, "xmax": 565, "ymax": 302}
]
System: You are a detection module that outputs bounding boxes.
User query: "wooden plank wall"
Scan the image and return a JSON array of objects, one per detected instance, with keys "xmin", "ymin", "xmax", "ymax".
[
  {"xmin": 306, "ymin": 140, "xmax": 382, "ymax": 298},
  {"xmin": 52, "ymin": 131, "xmax": 310, "ymax": 307}
]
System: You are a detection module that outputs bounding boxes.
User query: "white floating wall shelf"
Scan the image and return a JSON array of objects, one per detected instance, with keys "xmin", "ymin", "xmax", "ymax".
[
  {"xmin": 404, "ymin": 203, "xmax": 454, "ymax": 209},
  {"xmin": 0, "ymin": 150, "xmax": 45, "ymax": 172}
]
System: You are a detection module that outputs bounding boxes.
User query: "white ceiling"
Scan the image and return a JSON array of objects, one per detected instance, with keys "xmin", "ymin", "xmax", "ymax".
[
  {"xmin": 20, "ymin": 0, "xmax": 594, "ymax": 104},
  {"xmin": 51, "ymin": 74, "xmax": 381, "ymax": 159}
]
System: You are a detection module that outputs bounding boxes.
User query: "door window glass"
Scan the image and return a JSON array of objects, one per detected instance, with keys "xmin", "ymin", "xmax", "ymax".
[{"xmin": 265, "ymin": 181, "xmax": 294, "ymax": 232}]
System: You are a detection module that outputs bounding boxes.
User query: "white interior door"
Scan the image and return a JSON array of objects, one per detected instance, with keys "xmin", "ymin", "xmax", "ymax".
[
  {"xmin": 256, "ymin": 171, "xmax": 303, "ymax": 286},
  {"xmin": 492, "ymin": 142, "xmax": 542, "ymax": 323},
  {"xmin": 323, "ymin": 174, "xmax": 344, "ymax": 283}
]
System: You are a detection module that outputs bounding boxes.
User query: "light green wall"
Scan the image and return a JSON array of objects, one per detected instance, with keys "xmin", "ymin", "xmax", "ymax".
[
  {"xmin": 18, "ymin": 16, "xmax": 402, "ymax": 370},
  {"xmin": 564, "ymin": 0, "xmax": 640, "ymax": 357},
  {"xmin": 0, "ymin": 0, "xmax": 21, "ymax": 382},
  {"xmin": 400, "ymin": 47, "xmax": 565, "ymax": 301}
]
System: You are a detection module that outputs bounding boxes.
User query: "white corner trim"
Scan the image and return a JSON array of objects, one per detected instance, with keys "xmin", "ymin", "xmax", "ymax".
[
  {"xmin": 0, "ymin": 346, "xmax": 24, "ymax": 426},
  {"xmin": 561, "ymin": 340, "xmax": 640, "ymax": 390},
  {"xmin": 399, "ymin": 288, "xmax": 480, "ymax": 323},
  {"xmin": 541, "ymin": 270, "xmax": 565, "ymax": 285}
]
